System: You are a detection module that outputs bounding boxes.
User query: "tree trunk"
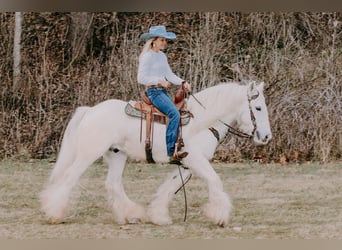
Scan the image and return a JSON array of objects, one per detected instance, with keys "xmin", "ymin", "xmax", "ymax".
[
  {"xmin": 13, "ymin": 12, "xmax": 22, "ymax": 90},
  {"xmin": 69, "ymin": 12, "xmax": 93, "ymax": 64}
]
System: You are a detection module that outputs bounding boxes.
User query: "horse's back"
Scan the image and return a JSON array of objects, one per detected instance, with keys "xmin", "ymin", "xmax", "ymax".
[
  {"xmin": 75, "ymin": 99, "xmax": 129, "ymax": 131},
  {"xmin": 93, "ymin": 99, "xmax": 127, "ymax": 110}
]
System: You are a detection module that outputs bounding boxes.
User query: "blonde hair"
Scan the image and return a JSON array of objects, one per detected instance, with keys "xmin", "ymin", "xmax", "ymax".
[{"xmin": 139, "ymin": 38, "xmax": 155, "ymax": 62}]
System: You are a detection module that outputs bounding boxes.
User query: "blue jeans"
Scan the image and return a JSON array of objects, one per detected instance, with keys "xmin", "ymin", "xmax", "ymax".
[{"xmin": 146, "ymin": 87, "xmax": 180, "ymax": 156}]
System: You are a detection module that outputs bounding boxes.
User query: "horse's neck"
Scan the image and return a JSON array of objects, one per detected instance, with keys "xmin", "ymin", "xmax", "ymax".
[{"xmin": 186, "ymin": 84, "xmax": 246, "ymax": 135}]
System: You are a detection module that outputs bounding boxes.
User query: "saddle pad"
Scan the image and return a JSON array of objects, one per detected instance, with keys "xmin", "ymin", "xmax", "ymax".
[{"xmin": 125, "ymin": 101, "xmax": 191, "ymax": 126}]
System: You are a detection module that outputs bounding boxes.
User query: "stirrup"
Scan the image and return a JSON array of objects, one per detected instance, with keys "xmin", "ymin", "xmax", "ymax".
[
  {"xmin": 173, "ymin": 151, "xmax": 189, "ymax": 159},
  {"xmin": 169, "ymin": 157, "xmax": 182, "ymax": 165}
]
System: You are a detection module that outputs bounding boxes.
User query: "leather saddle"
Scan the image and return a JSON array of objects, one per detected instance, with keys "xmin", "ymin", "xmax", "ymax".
[{"xmin": 124, "ymin": 85, "xmax": 193, "ymax": 163}]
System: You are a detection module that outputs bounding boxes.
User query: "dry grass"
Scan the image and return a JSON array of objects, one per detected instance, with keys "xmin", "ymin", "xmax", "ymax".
[{"xmin": 0, "ymin": 158, "xmax": 341, "ymax": 239}]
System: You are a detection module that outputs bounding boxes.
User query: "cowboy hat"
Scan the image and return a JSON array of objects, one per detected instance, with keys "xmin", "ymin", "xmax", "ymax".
[{"xmin": 140, "ymin": 25, "xmax": 176, "ymax": 40}]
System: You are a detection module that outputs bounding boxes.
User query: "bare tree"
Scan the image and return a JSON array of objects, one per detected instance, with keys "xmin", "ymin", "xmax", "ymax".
[
  {"xmin": 69, "ymin": 12, "xmax": 93, "ymax": 65},
  {"xmin": 13, "ymin": 12, "xmax": 22, "ymax": 90}
]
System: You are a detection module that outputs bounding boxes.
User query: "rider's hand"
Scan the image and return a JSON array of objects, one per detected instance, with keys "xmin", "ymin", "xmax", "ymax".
[
  {"xmin": 182, "ymin": 81, "xmax": 191, "ymax": 93},
  {"xmin": 158, "ymin": 80, "xmax": 170, "ymax": 89}
]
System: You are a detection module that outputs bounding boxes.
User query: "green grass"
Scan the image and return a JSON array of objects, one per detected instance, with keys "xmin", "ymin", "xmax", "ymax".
[{"xmin": 0, "ymin": 158, "xmax": 341, "ymax": 239}]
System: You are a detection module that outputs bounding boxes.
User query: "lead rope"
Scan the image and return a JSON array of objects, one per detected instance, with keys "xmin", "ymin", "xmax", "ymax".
[
  {"xmin": 175, "ymin": 84, "xmax": 192, "ymax": 222},
  {"xmin": 175, "ymin": 165, "xmax": 192, "ymax": 222}
]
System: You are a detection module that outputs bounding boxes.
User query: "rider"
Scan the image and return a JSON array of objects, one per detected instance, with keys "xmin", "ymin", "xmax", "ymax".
[{"xmin": 137, "ymin": 25, "xmax": 191, "ymax": 165}]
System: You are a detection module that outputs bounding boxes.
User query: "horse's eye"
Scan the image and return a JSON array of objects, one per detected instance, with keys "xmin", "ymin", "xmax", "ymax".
[{"xmin": 255, "ymin": 106, "xmax": 262, "ymax": 111}]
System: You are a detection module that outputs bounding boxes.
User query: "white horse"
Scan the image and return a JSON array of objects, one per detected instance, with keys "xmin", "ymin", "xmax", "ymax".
[{"xmin": 40, "ymin": 81, "xmax": 272, "ymax": 227}]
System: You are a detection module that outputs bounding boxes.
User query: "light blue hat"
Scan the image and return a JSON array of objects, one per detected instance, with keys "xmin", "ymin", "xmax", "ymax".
[{"xmin": 140, "ymin": 25, "xmax": 176, "ymax": 40}]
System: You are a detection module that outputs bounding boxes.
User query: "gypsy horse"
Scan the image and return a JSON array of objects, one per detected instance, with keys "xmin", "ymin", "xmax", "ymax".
[{"xmin": 40, "ymin": 81, "xmax": 272, "ymax": 227}]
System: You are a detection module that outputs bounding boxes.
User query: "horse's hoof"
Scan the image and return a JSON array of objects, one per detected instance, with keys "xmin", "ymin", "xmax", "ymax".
[
  {"xmin": 125, "ymin": 217, "xmax": 142, "ymax": 224},
  {"xmin": 50, "ymin": 218, "xmax": 62, "ymax": 224},
  {"xmin": 149, "ymin": 217, "xmax": 172, "ymax": 225},
  {"xmin": 218, "ymin": 222, "xmax": 225, "ymax": 228}
]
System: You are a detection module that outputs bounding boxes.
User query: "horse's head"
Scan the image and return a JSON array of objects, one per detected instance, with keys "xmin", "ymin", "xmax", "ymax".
[{"xmin": 237, "ymin": 81, "xmax": 272, "ymax": 145}]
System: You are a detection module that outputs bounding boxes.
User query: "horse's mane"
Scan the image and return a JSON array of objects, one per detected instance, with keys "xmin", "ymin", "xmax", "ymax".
[
  {"xmin": 185, "ymin": 82, "xmax": 248, "ymax": 135},
  {"xmin": 188, "ymin": 82, "xmax": 247, "ymax": 112}
]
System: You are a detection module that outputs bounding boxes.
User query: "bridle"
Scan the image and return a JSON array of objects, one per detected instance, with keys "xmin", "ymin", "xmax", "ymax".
[
  {"xmin": 218, "ymin": 92, "xmax": 258, "ymax": 139},
  {"xmin": 189, "ymin": 90, "xmax": 259, "ymax": 140}
]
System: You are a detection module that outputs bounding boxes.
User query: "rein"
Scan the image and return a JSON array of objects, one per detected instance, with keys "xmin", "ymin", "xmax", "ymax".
[
  {"xmin": 218, "ymin": 120, "xmax": 253, "ymax": 139},
  {"xmin": 189, "ymin": 91, "xmax": 258, "ymax": 139}
]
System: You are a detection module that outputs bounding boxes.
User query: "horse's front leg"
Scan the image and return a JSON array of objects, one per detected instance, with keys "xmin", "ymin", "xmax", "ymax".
[
  {"xmin": 147, "ymin": 167, "xmax": 192, "ymax": 225},
  {"xmin": 183, "ymin": 152, "xmax": 232, "ymax": 227}
]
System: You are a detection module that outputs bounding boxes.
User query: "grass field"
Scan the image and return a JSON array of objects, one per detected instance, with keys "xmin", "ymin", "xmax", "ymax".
[{"xmin": 0, "ymin": 158, "xmax": 341, "ymax": 239}]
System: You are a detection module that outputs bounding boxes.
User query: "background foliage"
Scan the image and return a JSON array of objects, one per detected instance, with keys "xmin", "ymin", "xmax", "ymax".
[{"xmin": 0, "ymin": 12, "xmax": 341, "ymax": 162}]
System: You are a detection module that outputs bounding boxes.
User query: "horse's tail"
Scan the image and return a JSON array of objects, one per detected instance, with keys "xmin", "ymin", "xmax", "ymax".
[{"xmin": 48, "ymin": 106, "xmax": 90, "ymax": 184}]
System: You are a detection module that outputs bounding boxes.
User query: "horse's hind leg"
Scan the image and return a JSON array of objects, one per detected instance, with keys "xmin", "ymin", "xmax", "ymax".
[
  {"xmin": 103, "ymin": 151, "xmax": 146, "ymax": 224},
  {"xmin": 40, "ymin": 156, "xmax": 95, "ymax": 223},
  {"xmin": 147, "ymin": 167, "xmax": 192, "ymax": 225}
]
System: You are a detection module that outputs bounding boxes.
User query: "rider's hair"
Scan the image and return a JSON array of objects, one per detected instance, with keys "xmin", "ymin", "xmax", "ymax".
[{"xmin": 139, "ymin": 38, "xmax": 157, "ymax": 62}]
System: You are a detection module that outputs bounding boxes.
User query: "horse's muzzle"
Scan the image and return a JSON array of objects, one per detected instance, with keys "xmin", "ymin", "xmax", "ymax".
[{"xmin": 255, "ymin": 131, "xmax": 272, "ymax": 145}]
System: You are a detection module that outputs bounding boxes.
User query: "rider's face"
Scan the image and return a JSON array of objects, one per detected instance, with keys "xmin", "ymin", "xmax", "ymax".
[{"xmin": 152, "ymin": 37, "xmax": 167, "ymax": 51}]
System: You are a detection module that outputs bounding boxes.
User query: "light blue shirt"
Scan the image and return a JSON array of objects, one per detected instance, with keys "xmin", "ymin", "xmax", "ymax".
[{"xmin": 137, "ymin": 50, "xmax": 183, "ymax": 86}]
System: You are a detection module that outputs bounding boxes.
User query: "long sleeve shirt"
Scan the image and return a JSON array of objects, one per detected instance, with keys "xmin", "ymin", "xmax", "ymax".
[{"xmin": 137, "ymin": 50, "xmax": 183, "ymax": 86}]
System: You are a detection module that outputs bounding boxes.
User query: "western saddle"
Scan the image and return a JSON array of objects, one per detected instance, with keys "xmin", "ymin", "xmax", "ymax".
[{"xmin": 133, "ymin": 84, "xmax": 192, "ymax": 163}]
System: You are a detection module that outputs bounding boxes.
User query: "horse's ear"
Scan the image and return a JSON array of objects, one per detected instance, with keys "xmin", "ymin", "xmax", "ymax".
[
  {"xmin": 248, "ymin": 81, "xmax": 259, "ymax": 100},
  {"xmin": 258, "ymin": 81, "xmax": 265, "ymax": 91},
  {"xmin": 248, "ymin": 81, "xmax": 257, "ymax": 94},
  {"xmin": 247, "ymin": 81, "xmax": 253, "ymax": 90}
]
